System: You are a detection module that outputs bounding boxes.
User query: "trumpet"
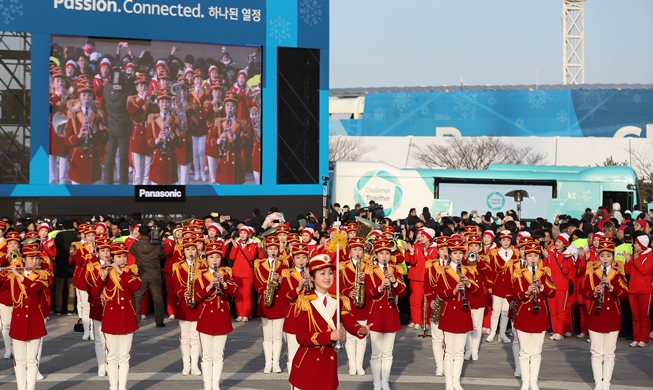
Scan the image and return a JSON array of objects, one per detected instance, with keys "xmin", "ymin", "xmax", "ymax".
[
  {"xmin": 531, "ymin": 265, "xmax": 540, "ymax": 313},
  {"xmin": 214, "ymin": 265, "xmax": 223, "ymax": 296},
  {"xmin": 468, "ymin": 251, "xmax": 478, "ymax": 265},
  {"xmin": 0, "ymin": 266, "xmax": 41, "ymax": 271}
]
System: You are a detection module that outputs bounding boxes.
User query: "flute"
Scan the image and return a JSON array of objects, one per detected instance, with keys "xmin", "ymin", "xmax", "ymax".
[{"xmin": 0, "ymin": 266, "xmax": 41, "ymax": 271}]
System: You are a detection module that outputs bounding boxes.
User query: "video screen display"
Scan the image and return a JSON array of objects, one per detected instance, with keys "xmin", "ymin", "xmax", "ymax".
[{"xmin": 49, "ymin": 36, "xmax": 262, "ymax": 185}]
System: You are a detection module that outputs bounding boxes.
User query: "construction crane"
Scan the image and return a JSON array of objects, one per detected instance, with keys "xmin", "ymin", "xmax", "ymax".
[{"xmin": 562, "ymin": 0, "xmax": 586, "ymax": 85}]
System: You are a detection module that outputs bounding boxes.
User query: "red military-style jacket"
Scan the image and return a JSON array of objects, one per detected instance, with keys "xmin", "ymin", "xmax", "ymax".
[
  {"xmin": 435, "ymin": 262, "xmax": 479, "ymax": 334},
  {"xmin": 163, "ymin": 238, "xmax": 182, "ymax": 274},
  {"xmin": 50, "ymin": 91, "xmax": 72, "ymax": 157},
  {"xmin": 364, "ymin": 262, "xmax": 406, "ymax": 333},
  {"xmin": 73, "ymin": 242, "xmax": 97, "ymax": 290},
  {"xmin": 288, "ymin": 294, "xmax": 364, "ymax": 390},
  {"xmin": 64, "ymin": 105, "xmax": 108, "ymax": 184},
  {"xmin": 194, "ymin": 266, "xmax": 238, "ymax": 336},
  {"xmin": 339, "ymin": 258, "xmax": 371, "ymax": 322},
  {"xmin": 463, "ymin": 254, "xmax": 491, "ymax": 309},
  {"xmin": 512, "ymin": 265, "xmax": 556, "ymax": 333},
  {"xmin": 0, "ymin": 269, "xmax": 52, "ymax": 341},
  {"xmin": 280, "ymin": 266, "xmax": 311, "ymax": 334},
  {"xmin": 86, "ymin": 260, "xmax": 111, "ymax": 322},
  {"xmin": 93, "ymin": 265, "xmax": 142, "ymax": 335},
  {"xmin": 126, "ymin": 94, "xmax": 152, "ymax": 156},
  {"xmin": 0, "ymin": 250, "xmax": 21, "ymax": 307},
  {"xmin": 146, "ymin": 112, "xmax": 182, "ymax": 184},
  {"xmin": 487, "ymin": 247, "xmax": 518, "ymax": 298},
  {"xmin": 171, "ymin": 259, "xmax": 203, "ymax": 321},
  {"xmin": 254, "ymin": 257, "xmax": 289, "ymax": 319},
  {"xmin": 583, "ymin": 261, "xmax": 628, "ymax": 333},
  {"xmin": 423, "ymin": 258, "xmax": 447, "ymax": 319}
]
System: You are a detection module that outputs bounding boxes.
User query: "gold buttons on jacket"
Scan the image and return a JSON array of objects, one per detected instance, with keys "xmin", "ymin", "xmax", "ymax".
[
  {"xmin": 121, "ymin": 307, "xmax": 124, "ymax": 309},
  {"xmin": 330, "ymin": 356, "xmax": 334, "ymax": 360},
  {"xmin": 316, "ymin": 358, "xmax": 320, "ymax": 362}
]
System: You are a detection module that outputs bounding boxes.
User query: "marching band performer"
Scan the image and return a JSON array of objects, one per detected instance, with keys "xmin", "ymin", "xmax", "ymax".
[
  {"xmin": 85, "ymin": 235, "xmax": 112, "ymax": 376},
  {"xmin": 0, "ymin": 231, "xmax": 21, "ymax": 360},
  {"xmin": 424, "ymin": 235, "xmax": 451, "ymax": 376},
  {"xmin": 339, "ymin": 236, "xmax": 369, "ymax": 376},
  {"xmin": 346, "ymin": 222, "xmax": 359, "ymax": 241},
  {"xmin": 171, "ymin": 237, "xmax": 203, "ymax": 376},
  {"xmin": 214, "ymin": 91, "xmax": 247, "ymax": 184},
  {"xmin": 49, "ymin": 67, "xmax": 72, "ymax": 184},
  {"xmin": 583, "ymin": 236, "xmax": 628, "ymax": 390},
  {"xmin": 229, "ymin": 226, "xmax": 262, "ymax": 322},
  {"xmin": 512, "ymin": 240, "xmax": 556, "ymax": 390},
  {"xmin": 288, "ymin": 254, "xmax": 372, "ymax": 390},
  {"xmin": 92, "ymin": 241, "xmax": 142, "ymax": 390},
  {"xmin": 625, "ymin": 233, "xmax": 652, "ymax": 348},
  {"xmin": 276, "ymin": 223, "xmax": 291, "ymax": 256},
  {"xmin": 254, "ymin": 236, "xmax": 289, "ymax": 373},
  {"xmin": 436, "ymin": 235, "xmax": 479, "ymax": 390},
  {"xmin": 173, "ymin": 79, "xmax": 193, "ymax": 185},
  {"xmin": 205, "ymin": 79, "xmax": 226, "ymax": 184},
  {"xmin": 73, "ymin": 224, "xmax": 97, "ymax": 341},
  {"xmin": 280, "ymin": 243, "xmax": 310, "ymax": 375},
  {"xmin": 194, "ymin": 241, "xmax": 238, "ymax": 390},
  {"xmin": 146, "ymin": 87, "xmax": 182, "ymax": 185},
  {"xmin": 506, "ymin": 234, "xmax": 533, "ymax": 378},
  {"xmin": 127, "ymin": 74, "xmax": 154, "ymax": 185},
  {"xmin": 543, "ymin": 233, "xmax": 574, "ymax": 341},
  {"xmin": 366, "ymin": 238, "xmax": 406, "ymax": 390},
  {"xmin": 463, "ymin": 234, "xmax": 491, "ymax": 361},
  {"xmin": 404, "ymin": 227, "xmax": 437, "ymax": 330},
  {"xmin": 487, "ymin": 230, "xmax": 518, "ymax": 343},
  {"xmin": 1, "ymin": 242, "xmax": 52, "ymax": 390}
]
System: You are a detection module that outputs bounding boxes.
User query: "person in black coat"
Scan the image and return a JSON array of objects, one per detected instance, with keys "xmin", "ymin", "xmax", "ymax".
[{"xmin": 54, "ymin": 220, "xmax": 79, "ymax": 315}]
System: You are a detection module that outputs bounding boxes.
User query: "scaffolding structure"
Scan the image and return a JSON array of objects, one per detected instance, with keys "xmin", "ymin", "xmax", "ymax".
[{"xmin": 562, "ymin": 0, "xmax": 586, "ymax": 85}]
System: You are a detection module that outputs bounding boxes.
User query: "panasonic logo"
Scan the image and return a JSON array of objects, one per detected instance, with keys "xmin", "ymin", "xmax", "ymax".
[
  {"xmin": 135, "ymin": 185, "xmax": 186, "ymax": 202},
  {"xmin": 138, "ymin": 189, "xmax": 183, "ymax": 198}
]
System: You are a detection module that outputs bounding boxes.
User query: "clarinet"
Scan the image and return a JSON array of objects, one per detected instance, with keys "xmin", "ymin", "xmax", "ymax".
[
  {"xmin": 531, "ymin": 265, "xmax": 540, "ymax": 313},
  {"xmin": 596, "ymin": 266, "xmax": 606, "ymax": 312},
  {"xmin": 301, "ymin": 265, "xmax": 311, "ymax": 294},
  {"xmin": 214, "ymin": 265, "xmax": 223, "ymax": 296},
  {"xmin": 383, "ymin": 262, "xmax": 395, "ymax": 304},
  {"xmin": 458, "ymin": 262, "xmax": 469, "ymax": 310}
]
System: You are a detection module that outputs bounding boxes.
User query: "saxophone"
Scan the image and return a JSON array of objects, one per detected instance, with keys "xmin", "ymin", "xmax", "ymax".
[
  {"xmin": 263, "ymin": 258, "xmax": 279, "ymax": 307},
  {"xmin": 353, "ymin": 258, "xmax": 366, "ymax": 308},
  {"xmin": 185, "ymin": 258, "xmax": 196, "ymax": 308},
  {"xmin": 509, "ymin": 259, "xmax": 525, "ymax": 319},
  {"xmin": 431, "ymin": 296, "xmax": 443, "ymax": 324}
]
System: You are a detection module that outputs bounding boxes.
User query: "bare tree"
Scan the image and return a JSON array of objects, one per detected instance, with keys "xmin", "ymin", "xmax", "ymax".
[
  {"xmin": 413, "ymin": 136, "xmax": 547, "ymax": 169},
  {"xmin": 329, "ymin": 136, "xmax": 377, "ymax": 163}
]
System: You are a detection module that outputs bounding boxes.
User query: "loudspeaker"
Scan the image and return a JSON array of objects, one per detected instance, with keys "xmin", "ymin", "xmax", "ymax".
[{"xmin": 276, "ymin": 47, "xmax": 320, "ymax": 184}]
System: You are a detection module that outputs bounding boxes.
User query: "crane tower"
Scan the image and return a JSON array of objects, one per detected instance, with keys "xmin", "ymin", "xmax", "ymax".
[{"xmin": 562, "ymin": 0, "xmax": 586, "ymax": 85}]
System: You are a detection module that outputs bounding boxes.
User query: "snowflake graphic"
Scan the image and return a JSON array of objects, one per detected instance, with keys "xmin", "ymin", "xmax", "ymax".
[
  {"xmin": 373, "ymin": 107, "xmax": 386, "ymax": 122},
  {"xmin": 556, "ymin": 110, "xmax": 569, "ymax": 123},
  {"xmin": 420, "ymin": 105, "xmax": 430, "ymax": 116},
  {"xmin": 453, "ymin": 93, "xmax": 478, "ymax": 120},
  {"xmin": 527, "ymin": 90, "xmax": 548, "ymax": 109},
  {"xmin": 577, "ymin": 90, "xmax": 608, "ymax": 117},
  {"xmin": 515, "ymin": 118, "xmax": 524, "ymax": 129},
  {"xmin": 633, "ymin": 94, "xmax": 642, "ymax": 104},
  {"xmin": 487, "ymin": 96, "xmax": 497, "ymax": 106},
  {"xmin": 392, "ymin": 93, "xmax": 411, "ymax": 113},
  {"xmin": 299, "ymin": 0, "xmax": 322, "ymax": 27},
  {"xmin": 0, "ymin": 0, "xmax": 23, "ymax": 25},
  {"xmin": 269, "ymin": 15, "xmax": 291, "ymax": 44}
]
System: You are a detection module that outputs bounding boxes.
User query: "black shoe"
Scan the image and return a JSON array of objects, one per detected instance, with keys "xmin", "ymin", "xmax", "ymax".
[{"xmin": 156, "ymin": 323, "xmax": 166, "ymax": 328}]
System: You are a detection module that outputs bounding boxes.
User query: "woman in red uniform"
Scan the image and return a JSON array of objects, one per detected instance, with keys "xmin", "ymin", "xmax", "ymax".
[
  {"xmin": 543, "ymin": 233, "xmax": 574, "ymax": 341},
  {"xmin": 85, "ymin": 235, "xmax": 112, "ymax": 376},
  {"xmin": 464, "ymin": 234, "xmax": 491, "ymax": 361},
  {"xmin": 280, "ymin": 243, "xmax": 310, "ymax": 375},
  {"xmin": 625, "ymin": 233, "xmax": 653, "ymax": 347},
  {"xmin": 229, "ymin": 226, "xmax": 262, "ymax": 322},
  {"xmin": 288, "ymin": 254, "xmax": 371, "ymax": 390},
  {"xmin": 93, "ymin": 241, "xmax": 141, "ymax": 390},
  {"xmin": 194, "ymin": 241, "xmax": 238, "ymax": 390},
  {"xmin": 365, "ymin": 238, "xmax": 406, "ymax": 390},
  {"xmin": 1, "ymin": 242, "xmax": 52, "ymax": 390},
  {"xmin": 0, "ymin": 231, "xmax": 21, "ymax": 360},
  {"xmin": 436, "ymin": 235, "xmax": 479, "ymax": 390},
  {"xmin": 583, "ymin": 236, "xmax": 628, "ymax": 390},
  {"xmin": 512, "ymin": 240, "xmax": 556, "ymax": 390}
]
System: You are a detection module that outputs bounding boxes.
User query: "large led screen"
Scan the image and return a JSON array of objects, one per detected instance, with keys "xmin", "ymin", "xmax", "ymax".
[{"xmin": 49, "ymin": 36, "xmax": 262, "ymax": 186}]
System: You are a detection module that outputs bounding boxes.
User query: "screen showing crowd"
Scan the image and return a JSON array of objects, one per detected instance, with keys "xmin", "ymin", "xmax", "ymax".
[{"xmin": 49, "ymin": 36, "xmax": 262, "ymax": 185}]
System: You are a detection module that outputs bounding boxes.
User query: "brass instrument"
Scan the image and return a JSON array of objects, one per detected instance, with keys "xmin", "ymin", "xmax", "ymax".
[
  {"xmin": 355, "ymin": 216, "xmax": 381, "ymax": 255},
  {"xmin": 161, "ymin": 114, "xmax": 171, "ymax": 157},
  {"xmin": 173, "ymin": 96, "xmax": 188, "ymax": 135},
  {"xmin": 263, "ymin": 257, "xmax": 279, "ymax": 307},
  {"xmin": 83, "ymin": 107, "xmax": 91, "ymax": 153},
  {"xmin": 383, "ymin": 262, "xmax": 394, "ymax": 304},
  {"xmin": 596, "ymin": 265, "xmax": 607, "ymax": 312},
  {"xmin": 214, "ymin": 265, "xmax": 223, "ymax": 296},
  {"xmin": 531, "ymin": 265, "xmax": 540, "ymax": 313},
  {"xmin": 148, "ymin": 94, "xmax": 158, "ymax": 105},
  {"xmin": 214, "ymin": 100, "xmax": 224, "ymax": 111},
  {"xmin": 301, "ymin": 265, "xmax": 311, "ymax": 295},
  {"xmin": 418, "ymin": 296, "xmax": 430, "ymax": 338},
  {"xmin": 218, "ymin": 118, "xmax": 233, "ymax": 158},
  {"xmin": 468, "ymin": 251, "xmax": 478, "ymax": 265},
  {"xmin": 52, "ymin": 112, "xmax": 69, "ymax": 138},
  {"xmin": 458, "ymin": 262, "xmax": 469, "ymax": 310},
  {"xmin": 353, "ymin": 257, "xmax": 366, "ymax": 308},
  {"xmin": 431, "ymin": 296, "xmax": 443, "ymax": 324},
  {"xmin": 510, "ymin": 259, "xmax": 525, "ymax": 318},
  {"xmin": 185, "ymin": 257, "xmax": 196, "ymax": 307},
  {"xmin": 198, "ymin": 252, "xmax": 206, "ymax": 262},
  {"xmin": 0, "ymin": 266, "xmax": 41, "ymax": 271},
  {"xmin": 8, "ymin": 250, "xmax": 20, "ymax": 263}
]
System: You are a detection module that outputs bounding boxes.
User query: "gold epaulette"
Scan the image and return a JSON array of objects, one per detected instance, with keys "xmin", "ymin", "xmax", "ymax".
[
  {"xmin": 425, "ymin": 259, "xmax": 436, "ymax": 269},
  {"xmin": 339, "ymin": 261, "xmax": 348, "ymax": 271},
  {"xmin": 539, "ymin": 266, "xmax": 552, "ymax": 278},
  {"xmin": 340, "ymin": 295, "xmax": 352, "ymax": 312},
  {"xmin": 86, "ymin": 262, "xmax": 97, "ymax": 273},
  {"xmin": 220, "ymin": 266, "xmax": 233, "ymax": 278},
  {"xmin": 171, "ymin": 262, "xmax": 181, "ymax": 273},
  {"xmin": 254, "ymin": 258, "xmax": 265, "ymax": 267},
  {"xmin": 126, "ymin": 264, "xmax": 139, "ymax": 275},
  {"xmin": 436, "ymin": 264, "xmax": 446, "ymax": 276},
  {"xmin": 613, "ymin": 261, "xmax": 625, "ymax": 275},
  {"xmin": 585, "ymin": 261, "xmax": 600, "ymax": 276},
  {"xmin": 281, "ymin": 268, "xmax": 291, "ymax": 279},
  {"xmin": 363, "ymin": 262, "xmax": 374, "ymax": 275},
  {"xmin": 296, "ymin": 292, "xmax": 314, "ymax": 312}
]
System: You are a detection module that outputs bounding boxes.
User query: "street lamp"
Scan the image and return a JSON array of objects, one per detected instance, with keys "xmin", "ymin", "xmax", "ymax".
[{"xmin": 505, "ymin": 190, "xmax": 530, "ymax": 220}]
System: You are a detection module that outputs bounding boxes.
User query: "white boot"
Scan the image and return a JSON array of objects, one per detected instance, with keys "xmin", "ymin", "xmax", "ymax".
[
  {"xmin": 201, "ymin": 360, "xmax": 212, "ymax": 390},
  {"xmin": 444, "ymin": 358, "xmax": 454, "ymax": 390},
  {"xmin": 499, "ymin": 315, "xmax": 510, "ymax": 342},
  {"xmin": 14, "ymin": 364, "xmax": 26, "ymax": 390},
  {"xmin": 262, "ymin": 339, "xmax": 272, "ymax": 373},
  {"xmin": 190, "ymin": 343, "xmax": 202, "ymax": 375},
  {"xmin": 512, "ymin": 341, "xmax": 521, "ymax": 377},
  {"xmin": 453, "ymin": 357, "xmax": 465, "ymax": 390},
  {"xmin": 95, "ymin": 342, "xmax": 107, "ymax": 376},
  {"xmin": 26, "ymin": 365, "xmax": 38, "ymax": 390},
  {"xmin": 355, "ymin": 339, "xmax": 366, "ymax": 375},
  {"xmin": 2, "ymin": 327, "xmax": 11, "ymax": 359},
  {"xmin": 602, "ymin": 359, "xmax": 615, "ymax": 390},
  {"xmin": 82, "ymin": 318, "xmax": 90, "ymax": 340},
  {"xmin": 118, "ymin": 363, "xmax": 129, "ymax": 390},
  {"xmin": 519, "ymin": 358, "xmax": 530, "ymax": 390},
  {"xmin": 370, "ymin": 359, "xmax": 382, "ymax": 390},
  {"xmin": 345, "ymin": 336, "xmax": 356, "ymax": 375},
  {"xmin": 180, "ymin": 344, "xmax": 191, "ymax": 375},
  {"xmin": 591, "ymin": 355, "xmax": 603, "ymax": 390},
  {"xmin": 272, "ymin": 340, "xmax": 283, "ymax": 372},
  {"xmin": 89, "ymin": 320, "xmax": 94, "ymax": 341},
  {"xmin": 530, "ymin": 354, "xmax": 541, "ymax": 390},
  {"xmin": 212, "ymin": 359, "xmax": 224, "ymax": 390},
  {"xmin": 381, "ymin": 358, "xmax": 393, "ymax": 390},
  {"xmin": 107, "ymin": 364, "xmax": 118, "ymax": 390}
]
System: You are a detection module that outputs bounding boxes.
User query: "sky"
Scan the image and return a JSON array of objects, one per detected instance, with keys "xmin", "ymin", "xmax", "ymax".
[{"xmin": 329, "ymin": 0, "xmax": 653, "ymax": 88}]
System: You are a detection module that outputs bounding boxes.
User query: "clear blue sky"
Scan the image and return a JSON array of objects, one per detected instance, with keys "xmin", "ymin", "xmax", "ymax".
[{"xmin": 330, "ymin": 0, "xmax": 653, "ymax": 88}]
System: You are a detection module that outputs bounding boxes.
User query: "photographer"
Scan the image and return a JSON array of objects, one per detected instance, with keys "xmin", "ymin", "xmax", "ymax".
[
  {"xmin": 103, "ymin": 65, "xmax": 132, "ymax": 184},
  {"xmin": 130, "ymin": 225, "xmax": 166, "ymax": 328}
]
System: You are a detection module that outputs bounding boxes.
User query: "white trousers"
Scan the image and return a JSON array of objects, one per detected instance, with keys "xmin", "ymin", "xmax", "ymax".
[
  {"xmin": 199, "ymin": 333, "xmax": 227, "ymax": 390},
  {"xmin": 511, "ymin": 319, "xmax": 521, "ymax": 376},
  {"xmin": 179, "ymin": 320, "xmax": 201, "ymax": 370},
  {"xmin": 370, "ymin": 331, "xmax": 395, "ymax": 390},
  {"xmin": 465, "ymin": 307, "xmax": 485, "ymax": 358},
  {"xmin": 76, "ymin": 288, "xmax": 92, "ymax": 337},
  {"xmin": 286, "ymin": 333, "xmax": 299, "ymax": 375},
  {"xmin": 177, "ymin": 163, "xmax": 190, "ymax": 185},
  {"xmin": 13, "ymin": 338, "xmax": 40, "ymax": 390},
  {"xmin": 261, "ymin": 318, "xmax": 284, "ymax": 370},
  {"xmin": 0, "ymin": 303, "xmax": 13, "ymax": 358},
  {"xmin": 516, "ymin": 330, "xmax": 545, "ymax": 389},
  {"xmin": 490, "ymin": 295, "xmax": 509, "ymax": 338},
  {"xmin": 430, "ymin": 320, "xmax": 444, "ymax": 374},
  {"xmin": 589, "ymin": 330, "xmax": 618, "ymax": 388},
  {"xmin": 443, "ymin": 331, "xmax": 467, "ymax": 388},
  {"xmin": 207, "ymin": 156, "xmax": 218, "ymax": 184},
  {"xmin": 49, "ymin": 155, "xmax": 69, "ymax": 184},
  {"xmin": 105, "ymin": 333, "xmax": 133, "ymax": 390},
  {"xmin": 93, "ymin": 319, "xmax": 106, "ymax": 371},
  {"xmin": 345, "ymin": 319, "xmax": 368, "ymax": 373},
  {"xmin": 131, "ymin": 153, "xmax": 151, "ymax": 185},
  {"xmin": 192, "ymin": 135, "xmax": 207, "ymax": 180}
]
